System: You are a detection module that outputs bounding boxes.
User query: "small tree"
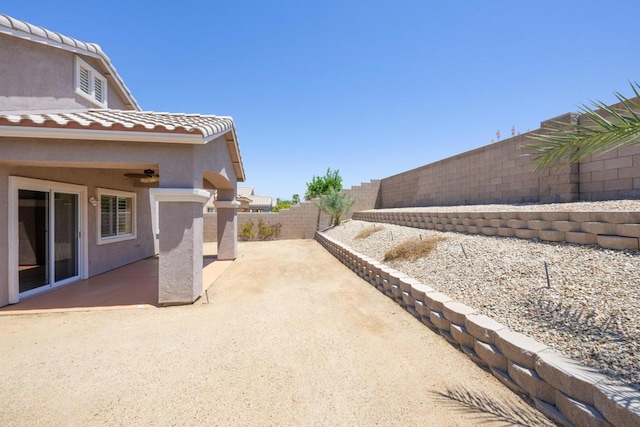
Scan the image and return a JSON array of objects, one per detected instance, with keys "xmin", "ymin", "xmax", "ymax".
[
  {"xmin": 305, "ymin": 168, "xmax": 343, "ymax": 200},
  {"xmin": 292, "ymin": 194, "xmax": 300, "ymax": 204},
  {"xmin": 316, "ymin": 188, "xmax": 356, "ymax": 226}
]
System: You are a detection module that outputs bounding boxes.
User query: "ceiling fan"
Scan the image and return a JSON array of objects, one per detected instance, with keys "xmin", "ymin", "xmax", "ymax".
[{"xmin": 124, "ymin": 169, "xmax": 159, "ymax": 184}]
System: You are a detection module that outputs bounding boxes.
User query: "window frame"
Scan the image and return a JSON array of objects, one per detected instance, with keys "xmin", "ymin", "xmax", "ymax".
[
  {"xmin": 96, "ymin": 188, "xmax": 136, "ymax": 245},
  {"xmin": 75, "ymin": 56, "xmax": 108, "ymax": 108}
]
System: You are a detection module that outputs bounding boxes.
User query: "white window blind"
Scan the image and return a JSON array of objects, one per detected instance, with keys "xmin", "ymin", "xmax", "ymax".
[{"xmin": 98, "ymin": 189, "xmax": 135, "ymax": 244}]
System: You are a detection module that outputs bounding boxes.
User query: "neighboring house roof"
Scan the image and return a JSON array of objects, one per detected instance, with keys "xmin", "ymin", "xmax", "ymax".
[
  {"xmin": 249, "ymin": 195, "xmax": 274, "ymax": 210},
  {"xmin": 0, "ymin": 109, "xmax": 246, "ymax": 181},
  {"xmin": 236, "ymin": 187, "xmax": 274, "ymax": 209},
  {"xmin": 0, "ymin": 14, "xmax": 140, "ymax": 110},
  {"xmin": 237, "ymin": 186, "xmax": 254, "ymax": 197}
]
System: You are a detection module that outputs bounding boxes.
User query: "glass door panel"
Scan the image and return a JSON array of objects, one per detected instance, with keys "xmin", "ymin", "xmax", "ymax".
[
  {"xmin": 18, "ymin": 190, "xmax": 49, "ymax": 293},
  {"xmin": 53, "ymin": 192, "xmax": 78, "ymax": 282}
]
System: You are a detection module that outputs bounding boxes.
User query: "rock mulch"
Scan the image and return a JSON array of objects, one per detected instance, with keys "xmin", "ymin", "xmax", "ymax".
[{"xmin": 325, "ymin": 204, "xmax": 640, "ymax": 391}]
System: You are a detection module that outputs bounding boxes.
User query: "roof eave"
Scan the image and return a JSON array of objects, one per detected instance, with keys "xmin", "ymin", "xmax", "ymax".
[
  {"xmin": 215, "ymin": 126, "xmax": 245, "ymax": 183},
  {"xmin": 0, "ymin": 125, "xmax": 202, "ymax": 144}
]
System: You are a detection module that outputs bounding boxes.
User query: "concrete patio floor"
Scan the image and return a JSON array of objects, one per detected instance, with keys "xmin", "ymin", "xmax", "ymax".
[
  {"xmin": 0, "ymin": 243, "xmax": 231, "ymax": 314},
  {"xmin": 0, "ymin": 240, "xmax": 551, "ymax": 426}
]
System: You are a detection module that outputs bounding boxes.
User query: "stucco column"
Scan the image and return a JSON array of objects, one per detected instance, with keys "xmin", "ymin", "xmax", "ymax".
[
  {"xmin": 214, "ymin": 200, "xmax": 241, "ymax": 260},
  {"xmin": 150, "ymin": 188, "xmax": 210, "ymax": 305}
]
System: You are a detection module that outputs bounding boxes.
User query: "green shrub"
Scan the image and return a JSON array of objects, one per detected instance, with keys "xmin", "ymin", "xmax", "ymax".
[
  {"xmin": 257, "ymin": 219, "xmax": 282, "ymax": 241},
  {"xmin": 239, "ymin": 221, "xmax": 254, "ymax": 241}
]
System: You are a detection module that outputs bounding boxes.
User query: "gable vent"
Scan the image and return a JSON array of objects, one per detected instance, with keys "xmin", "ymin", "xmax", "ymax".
[
  {"xmin": 94, "ymin": 77, "xmax": 104, "ymax": 103},
  {"xmin": 79, "ymin": 67, "xmax": 90, "ymax": 95}
]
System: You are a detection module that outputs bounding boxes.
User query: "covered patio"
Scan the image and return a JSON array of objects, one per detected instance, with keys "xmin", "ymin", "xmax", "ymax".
[
  {"xmin": 1, "ymin": 110, "xmax": 245, "ymax": 309},
  {"xmin": 0, "ymin": 243, "xmax": 232, "ymax": 314}
]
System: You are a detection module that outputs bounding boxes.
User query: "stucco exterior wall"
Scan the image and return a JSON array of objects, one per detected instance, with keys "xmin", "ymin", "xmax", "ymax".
[
  {"xmin": 0, "ymin": 166, "xmax": 8, "ymax": 305},
  {"xmin": 0, "ymin": 34, "xmax": 130, "ymax": 111}
]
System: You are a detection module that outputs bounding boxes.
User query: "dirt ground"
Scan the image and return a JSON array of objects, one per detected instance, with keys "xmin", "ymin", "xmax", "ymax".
[{"xmin": 0, "ymin": 240, "xmax": 551, "ymax": 426}]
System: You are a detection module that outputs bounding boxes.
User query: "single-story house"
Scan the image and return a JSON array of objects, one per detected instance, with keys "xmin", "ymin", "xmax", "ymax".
[{"xmin": 0, "ymin": 14, "xmax": 245, "ymax": 307}]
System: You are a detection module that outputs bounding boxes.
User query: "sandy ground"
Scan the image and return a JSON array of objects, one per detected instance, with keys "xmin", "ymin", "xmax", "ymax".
[{"xmin": 0, "ymin": 240, "xmax": 551, "ymax": 426}]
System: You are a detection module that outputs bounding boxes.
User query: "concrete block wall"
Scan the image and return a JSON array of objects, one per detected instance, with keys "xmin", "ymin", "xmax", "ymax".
[
  {"xmin": 377, "ymin": 110, "xmax": 640, "ymax": 208},
  {"xmin": 378, "ymin": 122, "xmax": 578, "ymax": 208},
  {"xmin": 352, "ymin": 209, "xmax": 640, "ymax": 250},
  {"xmin": 204, "ymin": 180, "xmax": 381, "ymax": 242},
  {"xmin": 579, "ymin": 143, "xmax": 640, "ymax": 201},
  {"xmin": 315, "ymin": 231, "xmax": 640, "ymax": 427}
]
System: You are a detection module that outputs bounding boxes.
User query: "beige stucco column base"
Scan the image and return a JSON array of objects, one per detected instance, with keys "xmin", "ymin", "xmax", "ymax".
[
  {"xmin": 214, "ymin": 200, "xmax": 241, "ymax": 260},
  {"xmin": 150, "ymin": 188, "xmax": 210, "ymax": 306}
]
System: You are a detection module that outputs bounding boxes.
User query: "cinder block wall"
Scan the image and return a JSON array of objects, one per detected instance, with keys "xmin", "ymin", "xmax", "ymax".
[
  {"xmin": 378, "ymin": 109, "xmax": 640, "ymax": 208},
  {"xmin": 579, "ymin": 144, "xmax": 640, "ymax": 200},
  {"xmin": 204, "ymin": 180, "xmax": 381, "ymax": 242}
]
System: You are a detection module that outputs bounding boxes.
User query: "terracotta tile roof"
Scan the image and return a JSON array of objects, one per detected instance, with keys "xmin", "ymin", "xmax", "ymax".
[
  {"xmin": 0, "ymin": 14, "xmax": 139, "ymax": 110},
  {"xmin": 0, "ymin": 109, "xmax": 245, "ymax": 181},
  {"xmin": 237, "ymin": 186, "xmax": 254, "ymax": 197},
  {"xmin": 0, "ymin": 109, "xmax": 235, "ymax": 139},
  {"xmin": 250, "ymin": 195, "xmax": 274, "ymax": 209}
]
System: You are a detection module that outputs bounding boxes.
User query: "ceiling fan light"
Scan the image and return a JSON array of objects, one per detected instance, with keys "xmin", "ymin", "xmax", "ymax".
[{"xmin": 140, "ymin": 176, "xmax": 159, "ymax": 184}]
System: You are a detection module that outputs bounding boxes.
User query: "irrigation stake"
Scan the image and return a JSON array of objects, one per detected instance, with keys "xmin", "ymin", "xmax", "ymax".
[
  {"xmin": 205, "ymin": 289, "xmax": 210, "ymax": 304},
  {"xmin": 544, "ymin": 261, "xmax": 551, "ymax": 288},
  {"xmin": 460, "ymin": 243, "xmax": 468, "ymax": 259}
]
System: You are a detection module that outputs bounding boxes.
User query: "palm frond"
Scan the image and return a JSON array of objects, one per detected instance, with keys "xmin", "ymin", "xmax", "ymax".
[{"xmin": 524, "ymin": 82, "xmax": 640, "ymax": 172}]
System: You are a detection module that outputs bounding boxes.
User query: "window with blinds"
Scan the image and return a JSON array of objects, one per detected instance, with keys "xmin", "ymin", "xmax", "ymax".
[
  {"xmin": 75, "ymin": 56, "xmax": 108, "ymax": 107},
  {"xmin": 97, "ymin": 189, "xmax": 135, "ymax": 244}
]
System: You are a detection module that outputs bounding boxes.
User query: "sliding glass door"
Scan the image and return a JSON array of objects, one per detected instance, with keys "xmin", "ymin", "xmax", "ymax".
[
  {"xmin": 18, "ymin": 190, "xmax": 49, "ymax": 293},
  {"xmin": 17, "ymin": 188, "xmax": 80, "ymax": 297}
]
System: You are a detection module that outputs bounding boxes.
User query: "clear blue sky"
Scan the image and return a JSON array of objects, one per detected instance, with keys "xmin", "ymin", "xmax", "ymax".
[{"xmin": 4, "ymin": 1, "xmax": 640, "ymax": 200}]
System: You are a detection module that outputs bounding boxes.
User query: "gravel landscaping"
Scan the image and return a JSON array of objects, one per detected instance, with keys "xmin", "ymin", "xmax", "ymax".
[{"xmin": 325, "ymin": 202, "xmax": 640, "ymax": 391}]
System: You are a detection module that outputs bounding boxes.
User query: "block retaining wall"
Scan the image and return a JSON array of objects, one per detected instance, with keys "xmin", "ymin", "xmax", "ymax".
[
  {"xmin": 352, "ymin": 210, "xmax": 640, "ymax": 251},
  {"xmin": 315, "ymin": 231, "xmax": 640, "ymax": 427}
]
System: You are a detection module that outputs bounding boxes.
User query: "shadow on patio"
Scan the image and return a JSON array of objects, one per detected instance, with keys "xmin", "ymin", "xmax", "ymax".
[{"xmin": 0, "ymin": 243, "xmax": 231, "ymax": 314}]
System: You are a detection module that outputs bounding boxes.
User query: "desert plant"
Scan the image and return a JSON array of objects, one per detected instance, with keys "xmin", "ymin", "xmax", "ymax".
[
  {"xmin": 525, "ymin": 82, "xmax": 640, "ymax": 171},
  {"xmin": 257, "ymin": 219, "xmax": 282, "ymax": 241},
  {"xmin": 355, "ymin": 225, "xmax": 384, "ymax": 240},
  {"xmin": 316, "ymin": 188, "xmax": 356, "ymax": 226},
  {"xmin": 239, "ymin": 220, "xmax": 254, "ymax": 241},
  {"xmin": 383, "ymin": 236, "xmax": 447, "ymax": 262}
]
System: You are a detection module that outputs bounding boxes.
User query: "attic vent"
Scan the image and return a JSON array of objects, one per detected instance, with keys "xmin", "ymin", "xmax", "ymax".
[
  {"xmin": 94, "ymin": 77, "xmax": 104, "ymax": 102},
  {"xmin": 75, "ymin": 56, "xmax": 108, "ymax": 107},
  {"xmin": 79, "ymin": 67, "xmax": 90, "ymax": 95}
]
